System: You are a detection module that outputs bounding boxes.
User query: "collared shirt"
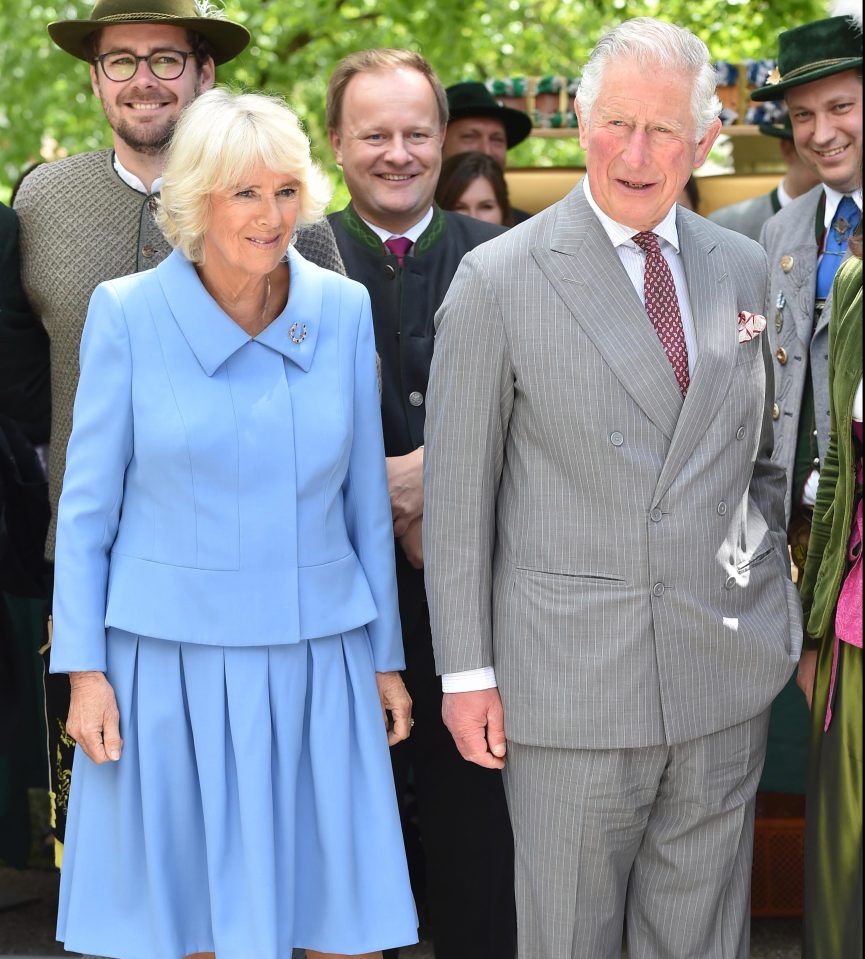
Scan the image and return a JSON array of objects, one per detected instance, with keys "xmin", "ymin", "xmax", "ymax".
[
  {"xmin": 442, "ymin": 181, "xmax": 699, "ymax": 694},
  {"xmin": 822, "ymin": 184, "xmax": 863, "ymax": 233},
  {"xmin": 582, "ymin": 176, "xmax": 698, "ymax": 375},
  {"xmin": 777, "ymin": 179, "xmax": 794, "ymax": 209},
  {"xmin": 113, "ymin": 152, "xmax": 163, "ymax": 195},
  {"xmin": 359, "ymin": 207, "xmax": 435, "ymax": 251}
]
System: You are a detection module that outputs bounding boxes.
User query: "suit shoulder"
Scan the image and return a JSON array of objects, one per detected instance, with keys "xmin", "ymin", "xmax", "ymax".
[
  {"xmin": 442, "ymin": 210, "xmax": 505, "ymax": 250},
  {"xmin": 762, "ymin": 185, "xmax": 823, "ymax": 239},
  {"xmin": 708, "ymin": 193, "xmax": 771, "ymax": 226},
  {"xmin": 457, "ymin": 202, "xmax": 555, "ymax": 270}
]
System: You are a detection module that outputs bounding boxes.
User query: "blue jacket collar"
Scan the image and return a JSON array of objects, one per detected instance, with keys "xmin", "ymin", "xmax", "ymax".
[{"xmin": 157, "ymin": 245, "xmax": 322, "ymax": 376}]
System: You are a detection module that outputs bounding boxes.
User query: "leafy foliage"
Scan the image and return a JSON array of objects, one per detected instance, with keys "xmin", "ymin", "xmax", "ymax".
[{"xmin": 0, "ymin": 0, "xmax": 826, "ymax": 203}]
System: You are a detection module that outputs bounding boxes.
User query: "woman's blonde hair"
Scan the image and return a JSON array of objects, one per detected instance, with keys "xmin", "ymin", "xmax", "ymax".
[{"xmin": 157, "ymin": 87, "xmax": 332, "ymax": 264}]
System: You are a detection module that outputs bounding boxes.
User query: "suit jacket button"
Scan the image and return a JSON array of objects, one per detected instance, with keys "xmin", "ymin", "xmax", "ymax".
[
  {"xmin": 772, "ymin": 403, "xmax": 781, "ymax": 421},
  {"xmin": 141, "ymin": 244, "xmax": 155, "ymax": 258},
  {"xmin": 383, "ymin": 264, "xmax": 396, "ymax": 279},
  {"xmin": 736, "ymin": 426, "xmax": 746, "ymax": 440},
  {"xmin": 775, "ymin": 347, "xmax": 788, "ymax": 365},
  {"xmin": 610, "ymin": 431, "xmax": 624, "ymax": 446},
  {"xmin": 725, "ymin": 576, "xmax": 736, "ymax": 589},
  {"xmin": 650, "ymin": 507, "xmax": 663, "ymax": 522},
  {"xmin": 652, "ymin": 582, "xmax": 665, "ymax": 597},
  {"xmin": 408, "ymin": 391, "xmax": 424, "ymax": 407},
  {"xmin": 717, "ymin": 501, "xmax": 727, "ymax": 515}
]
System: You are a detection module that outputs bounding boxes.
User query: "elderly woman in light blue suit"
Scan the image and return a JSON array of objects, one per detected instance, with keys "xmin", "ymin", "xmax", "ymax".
[{"xmin": 50, "ymin": 88, "xmax": 418, "ymax": 959}]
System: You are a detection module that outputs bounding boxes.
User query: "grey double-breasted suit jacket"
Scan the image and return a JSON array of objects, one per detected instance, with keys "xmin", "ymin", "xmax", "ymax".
[
  {"xmin": 424, "ymin": 186, "xmax": 801, "ymax": 750},
  {"xmin": 760, "ymin": 184, "xmax": 833, "ymax": 523}
]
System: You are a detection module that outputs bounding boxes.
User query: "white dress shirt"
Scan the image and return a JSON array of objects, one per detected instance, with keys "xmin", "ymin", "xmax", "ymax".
[
  {"xmin": 441, "ymin": 180, "xmax": 699, "ymax": 693},
  {"xmin": 359, "ymin": 207, "xmax": 434, "ymax": 248},
  {"xmin": 113, "ymin": 153, "xmax": 162, "ymax": 195}
]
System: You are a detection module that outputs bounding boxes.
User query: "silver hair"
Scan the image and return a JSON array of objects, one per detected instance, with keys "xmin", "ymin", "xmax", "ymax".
[{"xmin": 576, "ymin": 18, "xmax": 722, "ymax": 140}]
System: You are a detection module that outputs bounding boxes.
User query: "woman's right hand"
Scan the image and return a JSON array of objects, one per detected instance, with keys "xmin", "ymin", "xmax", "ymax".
[
  {"xmin": 67, "ymin": 671, "xmax": 123, "ymax": 763},
  {"xmin": 796, "ymin": 649, "xmax": 818, "ymax": 712}
]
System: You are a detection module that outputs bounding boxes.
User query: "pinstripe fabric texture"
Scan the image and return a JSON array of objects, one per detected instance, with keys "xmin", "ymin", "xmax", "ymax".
[
  {"xmin": 503, "ymin": 709, "xmax": 769, "ymax": 958},
  {"xmin": 424, "ymin": 184, "xmax": 803, "ymax": 749}
]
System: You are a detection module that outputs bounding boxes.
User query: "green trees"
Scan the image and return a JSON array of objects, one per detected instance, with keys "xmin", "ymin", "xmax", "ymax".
[{"xmin": 0, "ymin": 0, "xmax": 825, "ymax": 201}]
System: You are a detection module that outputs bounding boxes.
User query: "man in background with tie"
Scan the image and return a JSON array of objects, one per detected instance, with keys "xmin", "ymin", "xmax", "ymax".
[
  {"xmin": 424, "ymin": 18, "xmax": 802, "ymax": 957},
  {"xmin": 751, "ymin": 14, "xmax": 862, "ymax": 571},
  {"xmin": 325, "ymin": 49, "xmax": 515, "ymax": 959}
]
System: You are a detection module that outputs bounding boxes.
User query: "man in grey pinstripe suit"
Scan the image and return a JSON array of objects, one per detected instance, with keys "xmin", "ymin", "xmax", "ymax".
[{"xmin": 424, "ymin": 18, "xmax": 802, "ymax": 959}]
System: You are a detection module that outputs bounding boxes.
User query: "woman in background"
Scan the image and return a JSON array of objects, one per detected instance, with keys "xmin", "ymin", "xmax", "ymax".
[
  {"xmin": 436, "ymin": 150, "xmax": 514, "ymax": 226},
  {"xmin": 798, "ymin": 228, "xmax": 862, "ymax": 959}
]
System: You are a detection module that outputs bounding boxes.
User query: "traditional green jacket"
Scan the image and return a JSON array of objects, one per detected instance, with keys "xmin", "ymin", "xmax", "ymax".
[{"xmin": 800, "ymin": 255, "xmax": 864, "ymax": 645}]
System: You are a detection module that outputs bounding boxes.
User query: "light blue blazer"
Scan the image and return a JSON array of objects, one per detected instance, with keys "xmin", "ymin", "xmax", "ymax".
[{"xmin": 51, "ymin": 246, "xmax": 404, "ymax": 674}]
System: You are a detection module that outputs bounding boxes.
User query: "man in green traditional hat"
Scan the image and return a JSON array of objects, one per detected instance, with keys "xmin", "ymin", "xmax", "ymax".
[
  {"xmin": 709, "ymin": 112, "xmax": 820, "ymax": 240},
  {"xmin": 754, "ymin": 11, "xmax": 862, "ymax": 959},
  {"xmin": 443, "ymin": 81, "xmax": 532, "ymax": 170},
  {"xmin": 750, "ymin": 12, "xmax": 861, "ymax": 545},
  {"xmin": 11, "ymin": 0, "xmax": 346, "ymax": 859},
  {"xmin": 443, "ymin": 81, "xmax": 534, "ymax": 221}
]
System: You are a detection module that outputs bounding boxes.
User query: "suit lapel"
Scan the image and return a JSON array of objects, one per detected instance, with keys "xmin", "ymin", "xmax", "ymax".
[
  {"xmin": 652, "ymin": 213, "xmax": 737, "ymax": 504},
  {"xmin": 532, "ymin": 190, "xmax": 683, "ymax": 440}
]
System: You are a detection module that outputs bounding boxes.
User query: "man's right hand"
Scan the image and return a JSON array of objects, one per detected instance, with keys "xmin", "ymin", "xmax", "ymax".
[{"xmin": 442, "ymin": 688, "xmax": 507, "ymax": 769}]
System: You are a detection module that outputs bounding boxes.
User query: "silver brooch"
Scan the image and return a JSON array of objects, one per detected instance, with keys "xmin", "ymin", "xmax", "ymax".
[{"xmin": 289, "ymin": 322, "xmax": 308, "ymax": 344}]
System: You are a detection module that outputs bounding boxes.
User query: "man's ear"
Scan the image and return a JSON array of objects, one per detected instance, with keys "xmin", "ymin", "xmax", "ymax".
[
  {"xmin": 328, "ymin": 128, "xmax": 344, "ymax": 166},
  {"xmin": 694, "ymin": 116, "xmax": 722, "ymax": 169},
  {"xmin": 198, "ymin": 56, "xmax": 216, "ymax": 92},
  {"xmin": 575, "ymin": 100, "xmax": 589, "ymax": 152},
  {"xmin": 90, "ymin": 64, "xmax": 101, "ymax": 99}
]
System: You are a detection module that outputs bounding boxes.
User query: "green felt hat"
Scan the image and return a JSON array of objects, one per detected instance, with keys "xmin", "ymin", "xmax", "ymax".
[
  {"xmin": 48, "ymin": 0, "xmax": 250, "ymax": 66},
  {"xmin": 758, "ymin": 113, "xmax": 795, "ymax": 141},
  {"xmin": 751, "ymin": 15, "xmax": 862, "ymax": 101},
  {"xmin": 446, "ymin": 81, "xmax": 533, "ymax": 149}
]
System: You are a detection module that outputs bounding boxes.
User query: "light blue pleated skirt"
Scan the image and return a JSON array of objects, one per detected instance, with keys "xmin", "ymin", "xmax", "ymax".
[{"xmin": 57, "ymin": 627, "xmax": 418, "ymax": 959}]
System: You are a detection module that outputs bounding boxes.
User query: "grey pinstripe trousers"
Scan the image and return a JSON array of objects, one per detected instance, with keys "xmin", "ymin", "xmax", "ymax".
[{"xmin": 503, "ymin": 709, "xmax": 770, "ymax": 958}]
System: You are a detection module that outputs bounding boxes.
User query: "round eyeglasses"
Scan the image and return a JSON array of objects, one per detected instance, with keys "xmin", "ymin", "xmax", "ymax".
[{"xmin": 93, "ymin": 49, "xmax": 194, "ymax": 82}]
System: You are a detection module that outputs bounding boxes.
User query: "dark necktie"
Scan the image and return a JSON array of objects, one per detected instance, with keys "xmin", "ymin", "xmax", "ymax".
[
  {"xmin": 384, "ymin": 236, "xmax": 413, "ymax": 267},
  {"xmin": 816, "ymin": 195, "xmax": 861, "ymax": 299},
  {"xmin": 632, "ymin": 231, "xmax": 690, "ymax": 396}
]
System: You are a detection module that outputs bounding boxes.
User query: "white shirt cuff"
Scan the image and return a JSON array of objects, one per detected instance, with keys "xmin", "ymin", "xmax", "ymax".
[
  {"xmin": 441, "ymin": 667, "xmax": 498, "ymax": 693},
  {"xmin": 802, "ymin": 468, "xmax": 820, "ymax": 507}
]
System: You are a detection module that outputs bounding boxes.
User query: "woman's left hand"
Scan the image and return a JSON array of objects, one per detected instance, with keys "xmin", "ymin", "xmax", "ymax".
[{"xmin": 376, "ymin": 671, "xmax": 413, "ymax": 746}]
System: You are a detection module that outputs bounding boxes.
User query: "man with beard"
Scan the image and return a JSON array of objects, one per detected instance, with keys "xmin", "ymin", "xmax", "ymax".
[{"xmin": 12, "ymin": 0, "xmax": 345, "ymax": 861}]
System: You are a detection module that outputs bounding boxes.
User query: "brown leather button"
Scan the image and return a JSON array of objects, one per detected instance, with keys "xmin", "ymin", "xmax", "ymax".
[
  {"xmin": 772, "ymin": 403, "xmax": 781, "ymax": 420},
  {"xmin": 775, "ymin": 347, "xmax": 788, "ymax": 365},
  {"xmin": 141, "ymin": 245, "xmax": 155, "ymax": 258},
  {"xmin": 147, "ymin": 196, "xmax": 158, "ymax": 213}
]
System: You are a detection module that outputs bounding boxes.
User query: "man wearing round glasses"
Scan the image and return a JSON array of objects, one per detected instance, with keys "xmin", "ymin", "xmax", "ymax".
[{"xmin": 11, "ymin": 0, "xmax": 346, "ymax": 865}]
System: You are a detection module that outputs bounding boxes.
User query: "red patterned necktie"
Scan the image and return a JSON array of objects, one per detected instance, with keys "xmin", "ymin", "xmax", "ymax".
[
  {"xmin": 632, "ymin": 231, "xmax": 690, "ymax": 396},
  {"xmin": 384, "ymin": 236, "xmax": 413, "ymax": 267}
]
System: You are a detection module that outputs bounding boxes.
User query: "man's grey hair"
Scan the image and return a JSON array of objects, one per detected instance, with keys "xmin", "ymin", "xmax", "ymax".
[{"xmin": 576, "ymin": 18, "xmax": 722, "ymax": 140}]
